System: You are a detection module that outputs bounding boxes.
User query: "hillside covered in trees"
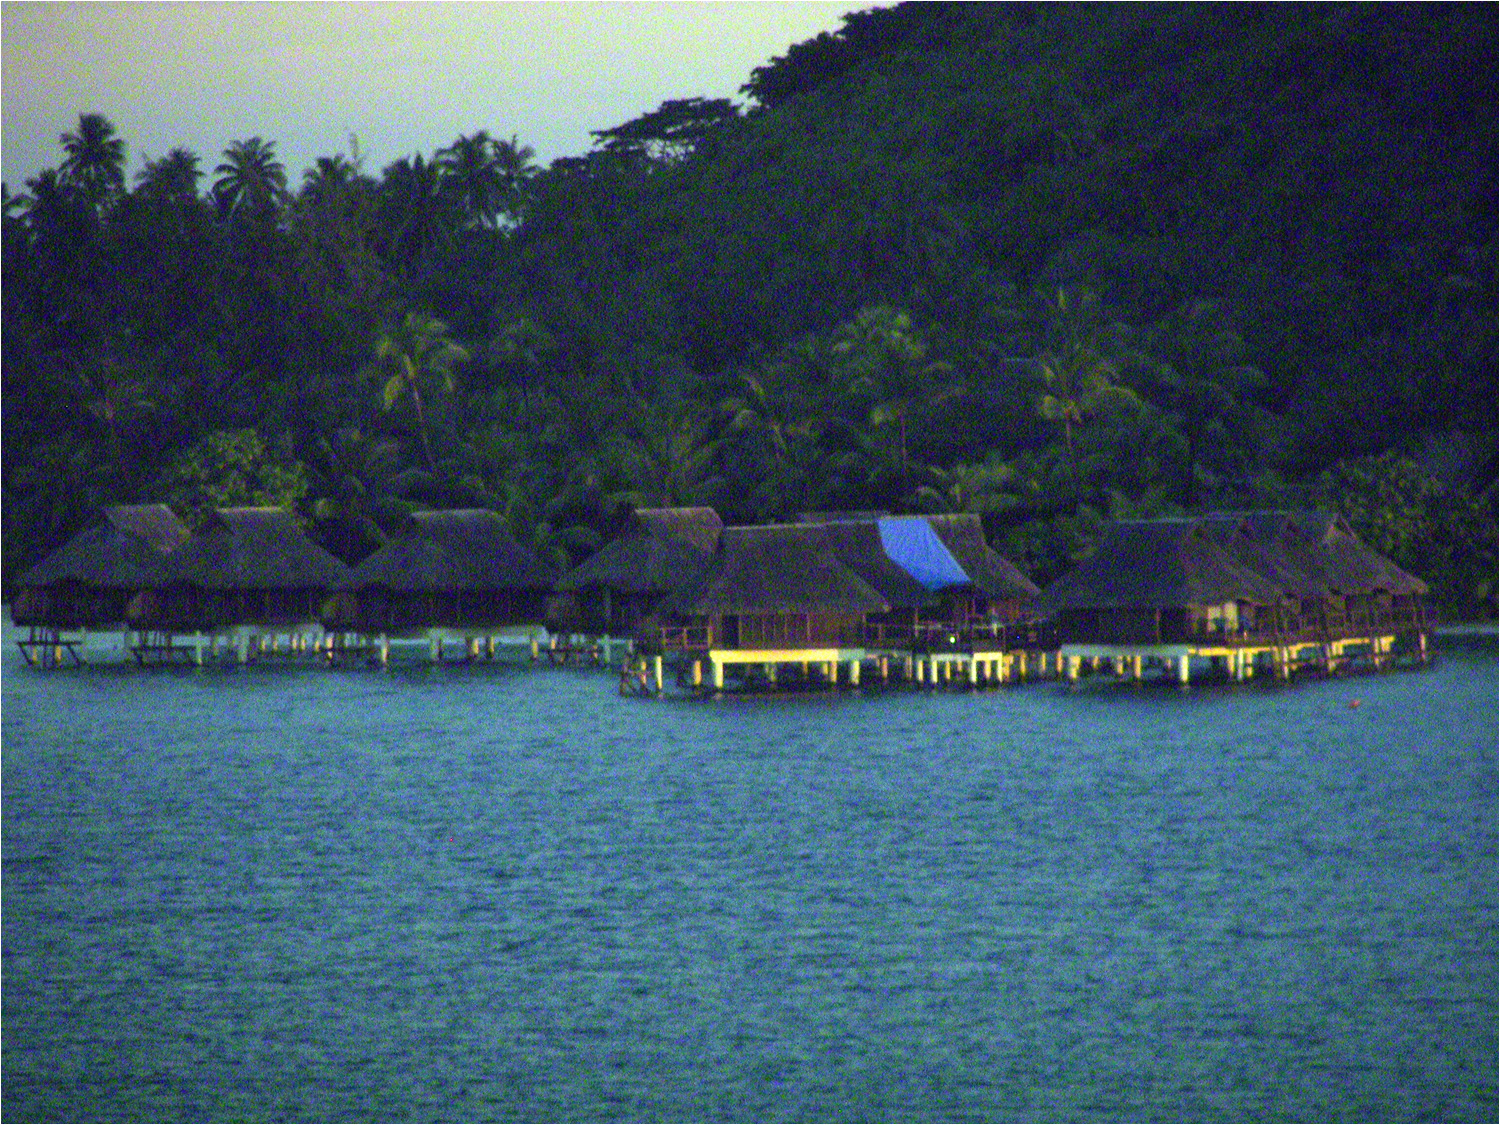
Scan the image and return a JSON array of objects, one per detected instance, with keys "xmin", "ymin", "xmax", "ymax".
[{"xmin": 4, "ymin": 2, "xmax": 1495, "ymax": 616}]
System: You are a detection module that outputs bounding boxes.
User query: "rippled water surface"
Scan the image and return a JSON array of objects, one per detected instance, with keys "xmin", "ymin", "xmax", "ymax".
[{"xmin": 4, "ymin": 630, "xmax": 1496, "ymax": 1122}]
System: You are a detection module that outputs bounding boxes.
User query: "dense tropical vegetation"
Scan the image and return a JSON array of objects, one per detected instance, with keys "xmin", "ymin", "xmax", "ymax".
[{"xmin": 4, "ymin": 3, "xmax": 1495, "ymax": 617}]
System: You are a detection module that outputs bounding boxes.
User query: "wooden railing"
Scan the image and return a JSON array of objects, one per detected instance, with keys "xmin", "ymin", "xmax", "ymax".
[
  {"xmin": 645, "ymin": 618, "xmax": 1060, "ymax": 654},
  {"xmin": 1059, "ymin": 606, "xmax": 1428, "ymax": 649}
]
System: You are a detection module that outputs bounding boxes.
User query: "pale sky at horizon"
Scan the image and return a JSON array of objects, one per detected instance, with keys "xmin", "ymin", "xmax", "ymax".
[{"xmin": 1, "ymin": 1, "xmax": 876, "ymax": 190}]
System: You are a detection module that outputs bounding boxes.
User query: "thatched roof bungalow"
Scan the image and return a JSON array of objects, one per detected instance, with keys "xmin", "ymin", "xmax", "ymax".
[
  {"xmin": 1039, "ymin": 518, "xmax": 1291, "ymax": 645},
  {"xmin": 136, "ymin": 507, "xmax": 349, "ymax": 631},
  {"xmin": 11, "ymin": 504, "xmax": 191, "ymax": 628},
  {"xmin": 1223, "ymin": 510, "xmax": 1429, "ymax": 634},
  {"xmin": 553, "ymin": 506, "xmax": 722, "ymax": 635},
  {"xmin": 798, "ymin": 512, "xmax": 1040, "ymax": 630},
  {"xmin": 328, "ymin": 509, "xmax": 556, "ymax": 634},
  {"xmin": 657, "ymin": 523, "xmax": 889, "ymax": 650},
  {"xmin": 924, "ymin": 513, "xmax": 1041, "ymax": 623}
]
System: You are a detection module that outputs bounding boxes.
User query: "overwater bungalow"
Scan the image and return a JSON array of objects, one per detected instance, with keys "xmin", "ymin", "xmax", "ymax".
[
  {"xmin": 1225, "ymin": 510, "xmax": 1430, "ymax": 663},
  {"xmin": 1042, "ymin": 513, "xmax": 1430, "ymax": 683},
  {"xmin": 798, "ymin": 512, "xmax": 1045, "ymax": 667},
  {"xmin": 633, "ymin": 514, "xmax": 1047, "ymax": 692},
  {"xmin": 133, "ymin": 507, "xmax": 350, "ymax": 660},
  {"xmin": 1039, "ymin": 517, "xmax": 1294, "ymax": 682},
  {"xmin": 638, "ymin": 522, "xmax": 891, "ymax": 690},
  {"xmin": 325, "ymin": 509, "xmax": 556, "ymax": 662},
  {"xmin": 552, "ymin": 506, "xmax": 723, "ymax": 642},
  {"xmin": 11, "ymin": 504, "xmax": 191, "ymax": 665},
  {"xmin": 922, "ymin": 513, "xmax": 1042, "ymax": 630},
  {"xmin": 804, "ymin": 517, "xmax": 936, "ymax": 645}
]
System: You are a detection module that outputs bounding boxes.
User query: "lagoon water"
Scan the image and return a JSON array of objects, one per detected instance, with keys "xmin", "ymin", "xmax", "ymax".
[{"xmin": 2, "ymin": 630, "xmax": 1496, "ymax": 1123}]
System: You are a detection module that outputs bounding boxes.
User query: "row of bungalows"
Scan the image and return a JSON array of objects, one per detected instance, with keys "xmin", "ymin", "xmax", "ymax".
[
  {"xmin": 11, "ymin": 501, "xmax": 1430, "ymax": 687},
  {"xmin": 11, "ymin": 506, "xmax": 558, "ymax": 666},
  {"xmin": 1039, "ymin": 512, "xmax": 1430, "ymax": 683}
]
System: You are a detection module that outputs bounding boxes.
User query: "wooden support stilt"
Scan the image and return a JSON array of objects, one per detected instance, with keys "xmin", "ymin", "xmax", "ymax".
[
  {"xmin": 653, "ymin": 655, "xmax": 665, "ymax": 694},
  {"xmin": 692, "ymin": 660, "xmax": 703, "ymax": 687},
  {"xmin": 848, "ymin": 658, "xmax": 860, "ymax": 686},
  {"xmin": 1177, "ymin": 654, "xmax": 1191, "ymax": 684}
]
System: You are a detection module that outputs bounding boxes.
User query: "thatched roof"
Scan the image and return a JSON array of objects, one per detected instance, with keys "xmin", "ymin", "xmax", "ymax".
[
  {"xmin": 797, "ymin": 510, "xmax": 889, "ymax": 524},
  {"xmin": 555, "ymin": 506, "xmax": 722, "ymax": 594},
  {"xmin": 172, "ymin": 507, "xmax": 350, "ymax": 590},
  {"xmin": 1199, "ymin": 512, "xmax": 1322, "ymax": 599},
  {"xmin": 924, "ymin": 513, "xmax": 1040, "ymax": 601},
  {"xmin": 1038, "ymin": 518, "xmax": 1289, "ymax": 613},
  {"xmin": 666, "ymin": 524, "xmax": 891, "ymax": 616},
  {"xmin": 18, "ymin": 504, "xmax": 191, "ymax": 588},
  {"xmin": 1220, "ymin": 510, "xmax": 1429, "ymax": 598},
  {"xmin": 809, "ymin": 519, "xmax": 934, "ymax": 608},
  {"xmin": 346, "ymin": 509, "xmax": 556, "ymax": 592}
]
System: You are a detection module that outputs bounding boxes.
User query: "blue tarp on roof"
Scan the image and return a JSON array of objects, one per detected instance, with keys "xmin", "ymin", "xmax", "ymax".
[{"xmin": 878, "ymin": 516, "xmax": 971, "ymax": 591}]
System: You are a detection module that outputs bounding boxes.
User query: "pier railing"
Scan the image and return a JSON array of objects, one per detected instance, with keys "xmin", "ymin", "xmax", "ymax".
[{"xmin": 1057, "ymin": 605, "xmax": 1428, "ymax": 649}]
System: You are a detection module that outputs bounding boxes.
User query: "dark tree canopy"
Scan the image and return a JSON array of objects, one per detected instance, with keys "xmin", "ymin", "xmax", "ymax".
[{"xmin": 4, "ymin": 2, "xmax": 1495, "ymax": 618}]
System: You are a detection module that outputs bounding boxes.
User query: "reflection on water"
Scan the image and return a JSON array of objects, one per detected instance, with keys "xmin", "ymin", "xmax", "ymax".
[{"xmin": 3, "ymin": 632, "xmax": 1496, "ymax": 1122}]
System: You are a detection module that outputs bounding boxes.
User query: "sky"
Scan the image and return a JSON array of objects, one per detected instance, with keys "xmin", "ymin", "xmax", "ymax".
[{"xmin": 1, "ymin": 1, "xmax": 870, "ymax": 189}]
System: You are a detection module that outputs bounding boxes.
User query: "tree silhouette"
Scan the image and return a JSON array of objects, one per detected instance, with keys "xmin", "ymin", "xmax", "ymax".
[
  {"xmin": 59, "ymin": 112, "xmax": 126, "ymax": 211},
  {"xmin": 213, "ymin": 137, "xmax": 287, "ymax": 221},
  {"xmin": 375, "ymin": 311, "xmax": 471, "ymax": 471}
]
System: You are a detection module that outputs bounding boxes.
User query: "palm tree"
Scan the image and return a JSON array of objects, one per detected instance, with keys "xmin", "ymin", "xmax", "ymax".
[
  {"xmin": 306, "ymin": 426, "xmax": 408, "ymax": 561},
  {"xmin": 376, "ymin": 153, "xmax": 453, "ymax": 267},
  {"xmin": 299, "ymin": 154, "xmax": 357, "ymax": 207},
  {"xmin": 1032, "ymin": 287, "xmax": 1141, "ymax": 470},
  {"xmin": 1139, "ymin": 299, "xmax": 1266, "ymax": 506},
  {"xmin": 914, "ymin": 452, "xmax": 1026, "ymax": 516},
  {"xmin": 59, "ymin": 112, "xmax": 126, "ymax": 211},
  {"xmin": 17, "ymin": 169, "xmax": 92, "ymax": 260},
  {"xmin": 436, "ymin": 131, "xmax": 506, "ymax": 230},
  {"xmin": 830, "ymin": 305, "xmax": 960, "ymax": 491},
  {"xmin": 603, "ymin": 401, "xmax": 725, "ymax": 510},
  {"xmin": 492, "ymin": 134, "xmax": 536, "ymax": 186},
  {"xmin": 134, "ymin": 148, "xmax": 202, "ymax": 202},
  {"xmin": 375, "ymin": 311, "xmax": 471, "ymax": 471},
  {"xmin": 213, "ymin": 136, "xmax": 287, "ymax": 221}
]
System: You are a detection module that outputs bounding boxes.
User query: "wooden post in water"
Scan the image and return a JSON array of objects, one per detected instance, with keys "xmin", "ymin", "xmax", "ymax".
[
  {"xmin": 653, "ymin": 655, "xmax": 664, "ymax": 694},
  {"xmin": 1177, "ymin": 653, "xmax": 1191, "ymax": 684},
  {"xmin": 849, "ymin": 658, "xmax": 860, "ymax": 686}
]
